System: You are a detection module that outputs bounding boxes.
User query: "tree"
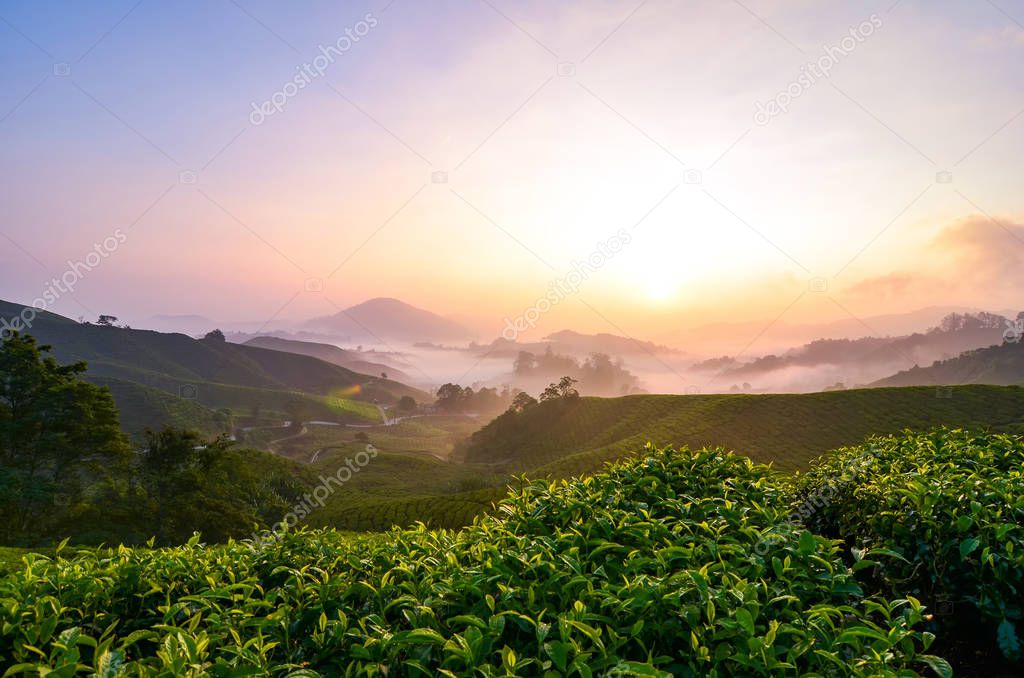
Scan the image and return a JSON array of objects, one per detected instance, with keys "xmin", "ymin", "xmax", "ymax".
[
  {"xmin": 380, "ymin": 372, "xmax": 388, "ymax": 380},
  {"xmin": 96, "ymin": 315, "xmax": 118, "ymax": 327},
  {"xmin": 204, "ymin": 329, "xmax": 226, "ymax": 342},
  {"xmin": 213, "ymin": 408, "xmax": 234, "ymax": 433},
  {"xmin": 435, "ymin": 383, "xmax": 466, "ymax": 412},
  {"xmin": 540, "ymin": 376, "xmax": 579, "ymax": 402},
  {"xmin": 0, "ymin": 333, "xmax": 130, "ymax": 543},
  {"xmin": 513, "ymin": 351, "xmax": 537, "ymax": 375},
  {"xmin": 136, "ymin": 428, "xmax": 293, "ymax": 544},
  {"xmin": 510, "ymin": 391, "xmax": 537, "ymax": 412},
  {"xmin": 396, "ymin": 396, "xmax": 417, "ymax": 413},
  {"xmin": 138, "ymin": 428, "xmax": 215, "ymax": 543},
  {"xmin": 472, "ymin": 387, "xmax": 501, "ymax": 413}
]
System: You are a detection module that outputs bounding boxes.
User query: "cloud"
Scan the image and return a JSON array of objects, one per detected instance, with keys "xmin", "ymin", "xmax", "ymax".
[
  {"xmin": 843, "ymin": 272, "xmax": 925, "ymax": 299},
  {"xmin": 974, "ymin": 25, "xmax": 1024, "ymax": 48},
  {"xmin": 841, "ymin": 214, "xmax": 1024, "ymax": 308}
]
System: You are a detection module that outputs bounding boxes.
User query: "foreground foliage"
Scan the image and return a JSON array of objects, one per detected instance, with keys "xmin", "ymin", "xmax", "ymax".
[
  {"xmin": 0, "ymin": 448, "xmax": 947, "ymax": 676},
  {"xmin": 793, "ymin": 429, "xmax": 1024, "ymax": 664}
]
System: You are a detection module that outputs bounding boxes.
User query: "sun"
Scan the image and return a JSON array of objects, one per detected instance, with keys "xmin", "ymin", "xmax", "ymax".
[{"xmin": 640, "ymin": 269, "xmax": 679, "ymax": 303}]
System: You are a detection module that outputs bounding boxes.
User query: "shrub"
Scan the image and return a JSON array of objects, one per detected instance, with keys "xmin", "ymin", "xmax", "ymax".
[
  {"xmin": 792, "ymin": 429, "xmax": 1024, "ymax": 663},
  {"xmin": 0, "ymin": 447, "xmax": 946, "ymax": 676}
]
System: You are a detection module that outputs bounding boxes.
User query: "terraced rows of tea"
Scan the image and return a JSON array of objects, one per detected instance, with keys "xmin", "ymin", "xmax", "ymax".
[{"xmin": 464, "ymin": 385, "xmax": 1024, "ymax": 473}]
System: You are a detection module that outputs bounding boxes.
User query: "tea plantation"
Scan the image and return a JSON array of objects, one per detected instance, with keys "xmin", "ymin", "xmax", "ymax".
[{"xmin": 9, "ymin": 436, "xmax": 1018, "ymax": 676}]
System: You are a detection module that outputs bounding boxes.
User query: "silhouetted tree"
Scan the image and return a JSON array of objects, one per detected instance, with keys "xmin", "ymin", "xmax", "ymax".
[
  {"xmin": 510, "ymin": 392, "xmax": 537, "ymax": 412},
  {"xmin": 540, "ymin": 376, "xmax": 579, "ymax": 402}
]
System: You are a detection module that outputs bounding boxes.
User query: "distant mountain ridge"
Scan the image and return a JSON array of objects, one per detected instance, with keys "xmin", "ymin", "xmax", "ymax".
[
  {"xmin": 874, "ymin": 336, "xmax": 1024, "ymax": 387},
  {"xmin": 690, "ymin": 312, "xmax": 1013, "ymax": 391},
  {"xmin": 304, "ymin": 297, "xmax": 472, "ymax": 343},
  {"xmin": 540, "ymin": 330, "xmax": 681, "ymax": 356}
]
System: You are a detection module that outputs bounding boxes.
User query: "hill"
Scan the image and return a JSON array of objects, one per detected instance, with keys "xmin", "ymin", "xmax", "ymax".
[
  {"xmin": 89, "ymin": 376, "xmax": 221, "ymax": 437},
  {"xmin": 874, "ymin": 339, "xmax": 1024, "ymax": 386},
  {"xmin": 0, "ymin": 300, "xmax": 429, "ymax": 435},
  {"xmin": 542, "ymin": 329, "xmax": 681, "ymax": 355},
  {"xmin": 462, "ymin": 386, "xmax": 1024, "ymax": 473},
  {"xmin": 468, "ymin": 331, "xmax": 681, "ymax": 359},
  {"xmin": 690, "ymin": 312, "xmax": 1011, "ymax": 391},
  {"xmin": 304, "ymin": 297, "xmax": 472, "ymax": 343},
  {"xmin": 242, "ymin": 335, "xmax": 414, "ymax": 383}
]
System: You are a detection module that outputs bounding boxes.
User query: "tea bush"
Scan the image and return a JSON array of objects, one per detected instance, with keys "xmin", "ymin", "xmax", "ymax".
[
  {"xmin": 792, "ymin": 429, "xmax": 1024, "ymax": 663},
  {"xmin": 0, "ymin": 447, "xmax": 948, "ymax": 676}
]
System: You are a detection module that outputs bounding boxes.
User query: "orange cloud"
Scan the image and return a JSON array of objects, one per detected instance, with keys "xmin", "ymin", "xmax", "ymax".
[{"xmin": 841, "ymin": 214, "xmax": 1024, "ymax": 309}]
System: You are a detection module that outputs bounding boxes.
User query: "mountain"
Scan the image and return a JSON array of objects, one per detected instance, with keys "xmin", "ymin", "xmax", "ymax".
[
  {"xmin": 680, "ymin": 305, "xmax": 980, "ymax": 355},
  {"xmin": 460, "ymin": 385, "xmax": 1024, "ymax": 473},
  {"xmin": 304, "ymin": 298, "xmax": 472, "ymax": 343},
  {"xmin": 689, "ymin": 312, "xmax": 1011, "ymax": 391},
  {"xmin": 0, "ymin": 299, "xmax": 429, "ymax": 435},
  {"xmin": 542, "ymin": 330, "xmax": 681, "ymax": 356},
  {"xmin": 466, "ymin": 331, "xmax": 680, "ymax": 359},
  {"xmin": 242, "ymin": 336, "xmax": 414, "ymax": 383},
  {"xmin": 873, "ymin": 339, "xmax": 1024, "ymax": 386}
]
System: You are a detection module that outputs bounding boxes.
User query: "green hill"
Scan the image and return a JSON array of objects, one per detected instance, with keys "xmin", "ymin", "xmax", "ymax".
[
  {"xmin": 874, "ymin": 339, "xmax": 1024, "ymax": 386},
  {"xmin": 90, "ymin": 377, "xmax": 221, "ymax": 438},
  {"xmin": 462, "ymin": 386, "xmax": 1024, "ymax": 474},
  {"xmin": 0, "ymin": 300, "xmax": 429, "ymax": 435}
]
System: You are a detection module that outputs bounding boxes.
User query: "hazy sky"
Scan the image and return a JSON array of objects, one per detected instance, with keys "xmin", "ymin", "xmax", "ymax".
[{"xmin": 2, "ymin": 0, "xmax": 1023, "ymax": 348}]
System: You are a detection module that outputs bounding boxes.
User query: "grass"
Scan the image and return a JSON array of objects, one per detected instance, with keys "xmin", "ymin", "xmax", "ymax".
[
  {"xmin": 270, "ymin": 416, "xmax": 481, "ymax": 462},
  {"xmin": 321, "ymin": 395, "xmax": 381, "ymax": 421},
  {"xmin": 92, "ymin": 377, "xmax": 221, "ymax": 438},
  {"xmin": 307, "ymin": 449, "xmax": 507, "ymax": 531}
]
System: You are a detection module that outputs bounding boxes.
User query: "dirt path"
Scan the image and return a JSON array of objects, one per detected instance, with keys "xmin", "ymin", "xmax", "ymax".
[
  {"xmin": 345, "ymin": 411, "xmax": 479, "ymax": 429},
  {"xmin": 268, "ymin": 425, "xmax": 308, "ymax": 451}
]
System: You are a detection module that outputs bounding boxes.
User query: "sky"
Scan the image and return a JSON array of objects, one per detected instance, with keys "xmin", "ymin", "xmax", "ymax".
[{"xmin": 2, "ymin": 0, "xmax": 1023, "ymax": 351}]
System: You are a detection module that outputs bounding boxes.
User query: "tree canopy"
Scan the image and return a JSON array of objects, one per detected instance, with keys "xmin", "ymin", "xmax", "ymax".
[{"xmin": 0, "ymin": 333, "xmax": 129, "ymax": 543}]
